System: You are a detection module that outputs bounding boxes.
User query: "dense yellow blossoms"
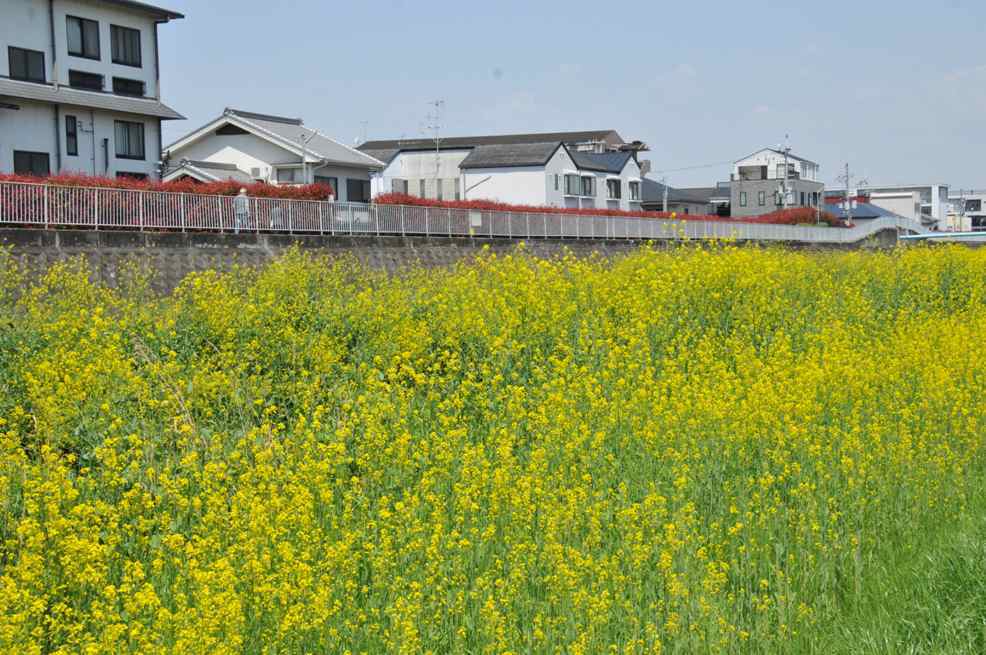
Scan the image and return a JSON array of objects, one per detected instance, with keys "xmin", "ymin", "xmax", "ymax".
[{"xmin": 1, "ymin": 244, "xmax": 985, "ymax": 654}]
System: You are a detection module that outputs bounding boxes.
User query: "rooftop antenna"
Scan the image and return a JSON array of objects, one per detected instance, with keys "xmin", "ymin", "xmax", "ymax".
[{"xmin": 425, "ymin": 100, "xmax": 445, "ymax": 197}]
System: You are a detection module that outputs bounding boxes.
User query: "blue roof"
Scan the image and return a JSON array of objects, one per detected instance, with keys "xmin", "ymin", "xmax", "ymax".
[{"xmin": 824, "ymin": 202, "xmax": 899, "ymax": 220}]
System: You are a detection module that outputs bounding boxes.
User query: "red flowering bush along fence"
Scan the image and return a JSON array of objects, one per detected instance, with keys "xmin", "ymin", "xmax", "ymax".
[
  {"xmin": 0, "ymin": 173, "xmax": 335, "ymax": 200},
  {"xmin": 374, "ymin": 193, "xmax": 845, "ymax": 227}
]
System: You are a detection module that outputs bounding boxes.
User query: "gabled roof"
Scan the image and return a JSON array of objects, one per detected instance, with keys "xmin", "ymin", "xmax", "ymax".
[
  {"xmin": 0, "ymin": 77, "xmax": 183, "ymax": 119},
  {"xmin": 641, "ymin": 179, "xmax": 721, "ymax": 205},
  {"xmin": 736, "ymin": 147, "xmax": 818, "ymax": 167},
  {"xmin": 164, "ymin": 108, "xmax": 384, "ymax": 170},
  {"xmin": 163, "ymin": 159, "xmax": 254, "ymax": 184},
  {"xmin": 358, "ymin": 129, "xmax": 624, "ymax": 164},
  {"xmin": 459, "ymin": 142, "xmax": 565, "ymax": 169},
  {"xmin": 569, "ymin": 151, "xmax": 634, "ymax": 174},
  {"xmin": 98, "ymin": 0, "xmax": 184, "ymax": 20}
]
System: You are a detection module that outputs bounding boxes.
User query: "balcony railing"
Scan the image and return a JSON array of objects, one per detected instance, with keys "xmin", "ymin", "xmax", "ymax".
[{"xmin": 0, "ymin": 180, "xmax": 927, "ymax": 244}]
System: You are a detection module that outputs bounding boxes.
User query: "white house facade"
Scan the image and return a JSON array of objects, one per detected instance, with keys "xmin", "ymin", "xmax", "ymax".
[
  {"xmin": 360, "ymin": 130, "xmax": 646, "ymax": 209},
  {"xmin": 0, "ymin": 0, "xmax": 184, "ymax": 179},
  {"xmin": 163, "ymin": 108, "xmax": 384, "ymax": 202},
  {"xmin": 730, "ymin": 147, "xmax": 824, "ymax": 218}
]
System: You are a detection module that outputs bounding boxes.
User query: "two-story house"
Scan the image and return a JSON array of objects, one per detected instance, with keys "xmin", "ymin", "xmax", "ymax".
[
  {"xmin": 0, "ymin": 0, "xmax": 184, "ymax": 179},
  {"xmin": 359, "ymin": 130, "xmax": 647, "ymax": 210},
  {"xmin": 162, "ymin": 108, "xmax": 385, "ymax": 202},
  {"xmin": 730, "ymin": 148, "xmax": 824, "ymax": 218}
]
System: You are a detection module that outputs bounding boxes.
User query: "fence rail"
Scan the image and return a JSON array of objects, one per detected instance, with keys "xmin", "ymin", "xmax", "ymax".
[{"xmin": 0, "ymin": 181, "xmax": 928, "ymax": 244}]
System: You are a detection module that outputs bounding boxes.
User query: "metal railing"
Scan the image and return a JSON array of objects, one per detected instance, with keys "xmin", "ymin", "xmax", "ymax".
[{"xmin": 0, "ymin": 180, "xmax": 928, "ymax": 244}]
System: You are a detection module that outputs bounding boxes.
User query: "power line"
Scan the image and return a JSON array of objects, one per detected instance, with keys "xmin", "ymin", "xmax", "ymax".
[{"xmin": 649, "ymin": 159, "xmax": 735, "ymax": 174}]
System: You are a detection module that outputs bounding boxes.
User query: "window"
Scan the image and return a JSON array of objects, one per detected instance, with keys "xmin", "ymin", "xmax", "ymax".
[
  {"xmin": 740, "ymin": 191, "xmax": 748, "ymax": 207},
  {"xmin": 276, "ymin": 168, "xmax": 298, "ymax": 183},
  {"xmin": 112, "ymin": 77, "xmax": 145, "ymax": 96},
  {"xmin": 8, "ymin": 47, "xmax": 45, "ymax": 83},
  {"xmin": 68, "ymin": 69, "xmax": 103, "ymax": 91},
  {"xmin": 554, "ymin": 174, "xmax": 559, "ymax": 191},
  {"xmin": 66, "ymin": 115, "xmax": 78, "ymax": 156},
  {"xmin": 315, "ymin": 176, "xmax": 338, "ymax": 195},
  {"xmin": 606, "ymin": 179, "xmax": 622, "ymax": 200},
  {"xmin": 114, "ymin": 120, "xmax": 145, "ymax": 160},
  {"xmin": 629, "ymin": 181, "xmax": 640, "ymax": 201},
  {"xmin": 775, "ymin": 164, "xmax": 786, "ymax": 179},
  {"xmin": 758, "ymin": 191, "xmax": 765, "ymax": 206},
  {"xmin": 801, "ymin": 192, "xmax": 806, "ymax": 206},
  {"xmin": 111, "ymin": 25, "xmax": 141, "ymax": 67},
  {"xmin": 67, "ymin": 16, "xmax": 100, "ymax": 60},
  {"xmin": 564, "ymin": 174, "xmax": 580, "ymax": 195},
  {"xmin": 116, "ymin": 171, "xmax": 147, "ymax": 180},
  {"xmin": 966, "ymin": 199, "xmax": 982, "ymax": 213},
  {"xmin": 13, "ymin": 151, "xmax": 50, "ymax": 176},
  {"xmin": 581, "ymin": 176, "xmax": 595, "ymax": 197},
  {"xmin": 347, "ymin": 179, "xmax": 371, "ymax": 203}
]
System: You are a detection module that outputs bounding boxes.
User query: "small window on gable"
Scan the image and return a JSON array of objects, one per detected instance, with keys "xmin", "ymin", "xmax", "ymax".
[{"xmin": 215, "ymin": 124, "xmax": 249, "ymax": 136}]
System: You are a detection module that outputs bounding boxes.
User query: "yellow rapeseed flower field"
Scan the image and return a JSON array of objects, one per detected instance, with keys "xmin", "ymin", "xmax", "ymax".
[{"xmin": 1, "ymin": 244, "xmax": 985, "ymax": 654}]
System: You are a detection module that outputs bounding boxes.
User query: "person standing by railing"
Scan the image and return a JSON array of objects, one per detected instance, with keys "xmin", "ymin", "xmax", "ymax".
[{"xmin": 234, "ymin": 188, "xmax": 250, "ymax": 234}]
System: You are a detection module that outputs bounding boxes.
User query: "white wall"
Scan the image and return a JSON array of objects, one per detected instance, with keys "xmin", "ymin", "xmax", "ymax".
[
  {"xmin": 734, "ymin": 149, "xmax": 818, "ymax": 181},
  {"xmin": 461, "ymin": 166, "xmax": 548, "ymax": 206},
  {"xmin": 1, "ymin": 1, "xmax": 52, "ymax": 84},
  {"xmin": 868, "ymin": 192, "xmax": 921, "ymax": 222},
  {"xmin": 312, "ymin": 163, "xmax": 371, "ymax": 202},
  {"xmin": 1, "ymin": 100, "xmax": 161, "ymax": 177},
  {"xmin": 169, "ymin": 132, "xmax": 297, "ymax": 182},
  {"xmin": 52, "ymin": 0, "xmax": 160, "ymax": 97}
]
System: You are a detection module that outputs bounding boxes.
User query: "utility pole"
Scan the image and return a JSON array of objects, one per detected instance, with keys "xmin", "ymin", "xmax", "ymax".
[
  {"xmin": 780, "ymin": 134, "xmax": 791, "ymax": 210},
  {"xmin": 425, "ymin": 100, "xmax": 445, "ymax": 198},
  {"xmin": 662, "ymin": 176, "xmax": 669, "ymax": 212},
  {"xmin": 836, "ymin": 163, "xmax": 867, "ymax": 226}
]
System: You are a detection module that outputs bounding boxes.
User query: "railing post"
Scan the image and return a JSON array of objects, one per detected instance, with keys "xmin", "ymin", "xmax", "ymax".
[
  {"xmin": 349, "ymin": 205, "xmax": 354, "ymax": 236},
  {"xmin": 289, "ymin": 201, "xmax": 294, "ymax": 234},
  {"xmin": 543, "ymin": 213, "xmax": 548, "ymax": 239},
  {"xmin": 425, "ymin": 207, "xmax": 430, "ymax": 236},
  {"xmin": 400, "ymin": 205, "xmax": 406, "ymax": 236},
  {"xmin": 489, "ymin": 212, "xmax": 493, "ymax": 238},
  {"xmin": 376, "ymin": 205, "xmax": 381, "ymax": 236},
  {"xmin": 180, "ymin": 194, "xmax": 186, "ymax": 232},
  {"xmin": 525, "ymin": 212, "xmax": 530, "ymax": 239},
  {"xmin": 508, "ymin": 211, "xmax": 512, "ymax": 239},
  {"xmin": 576, "ymin": 215, "xmax": 580, "ymax": 239},
  {"xmin": 43, "ymin": 185, "xmax": 49, "ymax": 229},
  {"xmin": 318, "ymin": 201, "xmax": 324, "ymax": 235},
  {"xmin": 139, "ymin": 191, "xmax": 144, "ymax": 231},
  {"xmin": 93, "ymin": 188, "xmax": 99, "ymax": 231}
]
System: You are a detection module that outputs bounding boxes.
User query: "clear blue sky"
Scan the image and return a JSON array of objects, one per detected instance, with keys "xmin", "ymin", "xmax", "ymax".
[{"xmin": 158, "ymin": 0, "xmax": 985, "ymax": 189}]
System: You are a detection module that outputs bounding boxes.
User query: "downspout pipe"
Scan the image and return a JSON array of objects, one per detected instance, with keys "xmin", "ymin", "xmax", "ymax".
[{"xmin": 49, "ymin": 0, "xmax": 62, "ymax": 172}]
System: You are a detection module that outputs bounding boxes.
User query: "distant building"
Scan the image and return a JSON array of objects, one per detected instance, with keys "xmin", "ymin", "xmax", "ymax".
[
  {"xmin": 0, "ymin": 0, "xmax": 185, "ymax": 179},
  {"xmin": 358, "ymin": 130, "xmax": 647, "ymax": 210},
  {"xmin": 162, "ymin": 108, "xmax": 384, "ymax": 201},
  {"xmin": 858, "ymin": 184, "xmax": 950, "ymax": 229},
  {"xmin": 948, "ymin": 189, "xmax": 986, "ymax": 231},
  {"xmin": 730, "ymin": 148, "xmax": 824, "ymax": 218},
  {"xmin": 641, "ymin": 180, "xmax": 730, "ymax": 215}
]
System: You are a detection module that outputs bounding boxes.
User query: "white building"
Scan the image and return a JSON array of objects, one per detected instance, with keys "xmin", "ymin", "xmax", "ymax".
[
  {"xmin": 860, "ymin": 184, "xmax": 950, "ymax": 229},
  {"xmin": 163, "ymin": 108, "xmax": 385, "ymax": 202},
  {"xmin": 0, "ymin": 0, "xmax": 184, "ymax": 179},
  {"xmin": 947, "ymin": 189, "xmax": 986, "ymax": 231},
  {"xmin": 358, "ymin": 130, "xmax": 645, "ymax": 210}
]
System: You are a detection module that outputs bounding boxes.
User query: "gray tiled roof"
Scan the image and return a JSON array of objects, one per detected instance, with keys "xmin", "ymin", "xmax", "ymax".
[
  {"xmin": 360, "ymin": 130, "xmax": 622, "ymax": 152},
  {"xmin": 570, "ymin": 151, "xmax": 633, "ymax": 174},
  {"xmin": 823, "ymin": 201, "xmax": 898, "ymax": 220},
  {"xmin": 0, "ymin": 77, "xmax": 183, "ymax": 119},
  {"xmin": 641, "ymin": 179, "xmax": 721, "ymax": 205},
  {"xmin": 459, "ymin": 142, "xmax": 563, "ymax": 169},
  {"xmin": 225, "ymin": 109, "xmax": 384, "ymax": 170},
  {"xmin": 169, "ymin": 160, "xmax": 253, "ymax": 183}
]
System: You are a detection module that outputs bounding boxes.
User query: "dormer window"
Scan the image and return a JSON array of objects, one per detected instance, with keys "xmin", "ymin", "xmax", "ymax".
[{"xmin": 67, "ymin": 16, "xmax": 101, "ymax": 60}]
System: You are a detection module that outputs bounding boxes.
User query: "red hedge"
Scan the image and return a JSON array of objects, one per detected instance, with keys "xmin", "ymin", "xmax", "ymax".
[
  {"xmin": 374, "ymin": 193, "xmax": 844, "ymax": 227},
  {"xmin": 0, "ymin": 173, "xmax": 334, "ymax": 200}
]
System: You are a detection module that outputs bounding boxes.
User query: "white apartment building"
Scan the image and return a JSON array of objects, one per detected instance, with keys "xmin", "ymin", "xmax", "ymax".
[
  {"xmin": 0, "ymin": 0, "xmax": 184, "ymax": 179},
  {"xmin": 359, "ymin": 130, "xmax": 645, "ymax": 210},
  {"xmin": 163, "ymin": 108, "xmax": 385, "ymax": 202},
  {"xmin": 730, "ymin": 148, "xmax": 824, "ymax": 218}
]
